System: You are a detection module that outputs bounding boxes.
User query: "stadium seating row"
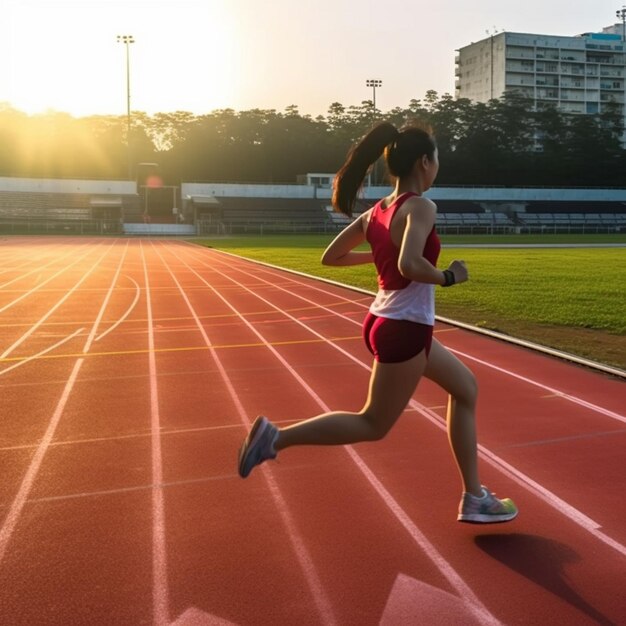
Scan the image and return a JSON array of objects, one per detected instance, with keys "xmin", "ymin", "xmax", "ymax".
[{"xmin": 1, "ymin": 189, "xmax": 625, "ymax": 235}]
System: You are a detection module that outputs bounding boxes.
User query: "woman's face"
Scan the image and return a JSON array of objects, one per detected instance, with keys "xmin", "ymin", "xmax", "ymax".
[{"xmin": 418, "ymin": 148, "xmax": 439, "ymax": 190}]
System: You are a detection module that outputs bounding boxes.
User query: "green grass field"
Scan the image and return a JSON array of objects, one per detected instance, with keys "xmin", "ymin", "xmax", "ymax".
[{"xmin": 194, "ymin": 234, "xmax": 626, "ymax": 371}]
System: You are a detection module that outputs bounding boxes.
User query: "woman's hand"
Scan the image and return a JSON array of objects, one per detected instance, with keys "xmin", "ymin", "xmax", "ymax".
[{"xmin": 447, "ymin": 260, "xmax": 468, "ymax": 284}]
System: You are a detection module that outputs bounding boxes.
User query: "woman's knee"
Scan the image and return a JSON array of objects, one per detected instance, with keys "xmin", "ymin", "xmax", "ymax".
[
  {"xmin": 452, "ymin": 368, "xmax": 478, "ymax": 407},
  {"xmin": 426, "ymin": 342, "xmax": 478, "ymax": 406},
  {"xmin": 359, "ymin": 409, "xmax": 394, "ymax": 441}
]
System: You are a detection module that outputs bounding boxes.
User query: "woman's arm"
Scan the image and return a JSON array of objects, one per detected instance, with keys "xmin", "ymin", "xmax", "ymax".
[
  {"xmin": 398, "ymin": 199, "xmax": 467, "ymax": 285},
  {"xmin": 321, "ymin": 213, "xmax": 374, "ymax": 266}
]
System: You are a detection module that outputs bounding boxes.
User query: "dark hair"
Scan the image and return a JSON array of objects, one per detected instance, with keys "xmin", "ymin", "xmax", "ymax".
[{"xmin": 332, "ymin": 122, "xmax": 436, "ymax": 216}]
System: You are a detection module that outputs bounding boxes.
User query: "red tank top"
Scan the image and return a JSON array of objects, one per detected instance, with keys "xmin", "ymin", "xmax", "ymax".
[{"xmin": 366, "ymin": 192, "xmax": 440, "ymax": 290}]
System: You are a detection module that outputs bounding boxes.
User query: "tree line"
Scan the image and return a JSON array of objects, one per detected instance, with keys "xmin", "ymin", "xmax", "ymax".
[{"xmin": 1, "ymin": 91, "xmax": 624, "ymax": 187}]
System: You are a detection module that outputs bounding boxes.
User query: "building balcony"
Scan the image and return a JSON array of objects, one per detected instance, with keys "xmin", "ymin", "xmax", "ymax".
[
  {"xmin": 506, "ymin": 80, "xmax": 536, "ymax": 87},
  {"xmin": 537, "ymin": 92, "xmax": 559, "ymax": 99},
  {"xmin": 506, "ymin": 49, "xmax": 536, "ymax": 60},
  {"xmin": 600, "ymin": 93, "xmax": 625, "ymax": 103},
  {"xmin": 536, "ymin": 65, "xmax": 558, "ymax": 73}
]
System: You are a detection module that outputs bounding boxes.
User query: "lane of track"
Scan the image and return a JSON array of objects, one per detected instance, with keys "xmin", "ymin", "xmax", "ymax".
[
  {"xmin": 154, "ymin": 240, "xmax": 504, "ymax": 623},
  {"xmin": 0, "ymin": 238, "xmax": 623, "ymax": 625},
  {"xmin": 159, "ymin": 240, "xmax": 625, "ymax": 624},
  {"xmin": 181, "ymin": 242, "xmax": 625, "ymax": 543}
]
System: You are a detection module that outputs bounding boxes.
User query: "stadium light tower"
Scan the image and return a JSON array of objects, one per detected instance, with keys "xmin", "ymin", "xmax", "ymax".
[
  {"xmin": 117, "ymin": 34, "xmax": 135, "ymax": 179},
  {"xmin": 366, "ymin": 79, "xmax": 383, "ymax": 117},
  {"xmin": 617, "ymin": 7, "xmax": 626, "ymax": 41},
  {"xmin": 366, "ymin": 79, "xmax": 383, "ymax": 185}
]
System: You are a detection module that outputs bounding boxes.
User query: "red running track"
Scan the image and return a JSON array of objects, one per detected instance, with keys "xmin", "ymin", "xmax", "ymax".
[{"xmin": 0, "ymin": 236, "xmax": 624, "ymax": 626}]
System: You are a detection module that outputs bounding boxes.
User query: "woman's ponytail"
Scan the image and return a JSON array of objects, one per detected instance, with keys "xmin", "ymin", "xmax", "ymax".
[{"xmin": 332, "ymin": 122, "xmax": 399, "ymax": 216}]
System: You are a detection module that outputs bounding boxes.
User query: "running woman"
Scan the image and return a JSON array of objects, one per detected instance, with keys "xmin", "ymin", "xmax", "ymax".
[{"xmin": 238, "ymin": 122, "xmax": 518, "ymax": 523}]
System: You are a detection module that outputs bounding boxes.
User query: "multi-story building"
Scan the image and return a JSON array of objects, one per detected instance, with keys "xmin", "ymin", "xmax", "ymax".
[{"xmin": 455, "ymin": 24, "xmax": 625, "ymax": 140}]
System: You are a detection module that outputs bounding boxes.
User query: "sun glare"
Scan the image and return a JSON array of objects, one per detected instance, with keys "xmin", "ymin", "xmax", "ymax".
[{"xmin": 6, "ymin": 1, "xmax": 241, "ymax": 117}]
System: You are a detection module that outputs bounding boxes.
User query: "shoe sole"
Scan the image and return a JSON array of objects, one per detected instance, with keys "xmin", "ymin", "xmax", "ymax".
[
  {"xmin": 457, "ymin": 511, "xmax": 518, "ymax": 523},
  {"xmin": 238, "ymin": 416, "xmax": 267, "ymax": 478}
]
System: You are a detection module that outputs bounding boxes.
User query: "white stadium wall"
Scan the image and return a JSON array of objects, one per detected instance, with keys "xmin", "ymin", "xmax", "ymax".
[{"xmin": 0, "ymin": 177, "xmax": 136, "ymax": 195}]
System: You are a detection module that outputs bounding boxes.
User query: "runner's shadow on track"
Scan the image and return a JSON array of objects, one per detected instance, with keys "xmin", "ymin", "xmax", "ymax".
[{"xmin": 475, "ymin": 533, "xmax": 614, "ymax": 625}]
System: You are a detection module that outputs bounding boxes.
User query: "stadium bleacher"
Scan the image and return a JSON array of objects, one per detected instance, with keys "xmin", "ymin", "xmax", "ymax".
[
  {"xmin": 0, "ymin": 190, "xmax": 140, "ymax": 234},
  {"xmin": 195, "ymin": 197, "xmax": 330, "ymax": 234},
  {"xmin": 1, "ymin": 182, "xmax": 625, "ymax": 235}
]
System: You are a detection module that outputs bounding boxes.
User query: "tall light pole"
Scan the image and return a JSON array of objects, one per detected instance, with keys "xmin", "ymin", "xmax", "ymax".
[
  {"xmin": 365, "ymin": 79, "xmax": 383, "ymax": 186},
  {"xmin": 366, "ymin": 79, "xmax": 382, "ymax": 118},
  {"xmin": 117, "ymin": 34, "xmax": 135, "ymax": 180}
]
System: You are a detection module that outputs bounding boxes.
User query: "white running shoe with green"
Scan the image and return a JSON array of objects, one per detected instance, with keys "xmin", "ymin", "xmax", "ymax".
[{"xmin": 457, "ymin": 486, "xmax": 518, "ymax": 523}]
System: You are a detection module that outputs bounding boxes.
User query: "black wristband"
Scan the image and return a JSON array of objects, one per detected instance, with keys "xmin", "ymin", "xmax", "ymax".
[{"xmin": 442, "ymin": 269, "xmax": 456, "ymax": 287}]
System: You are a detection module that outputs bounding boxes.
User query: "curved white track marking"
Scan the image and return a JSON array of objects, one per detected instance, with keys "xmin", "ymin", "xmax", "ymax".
[
  {"xmin": 150, "ymin": 242, "xmax": 339, "ymax": 626},
  {"xmin": 0, "ymin": 241, "xmax": 93, "ymax": 297},
  {"xmin": 163, "ymin": 242, "xmax": 502, "ymax": 626},
  {"xmin": 200, "ymin": 247, "xmax": 625, "ymax": 423},
  {"xmin": 0, "ymin": 243, "xmax": 114, "ymax": 360},
  {"xmin": 0, "ymin": 241, "xmax": 124, "ymax": 566},
  {"xmin": 140, "ymin": 242, "xmax": 170, "ymax": 626},
  {"xmin": 177, "ymin": 244, "xmax": 626, "ymax": 557},
  {"xmin": 95, "ymin": 274, "xmax": 140, "ymax": 342},
  {"xmin": 0, "ymin": 327, "xmax": 85, "ymax": 376}
]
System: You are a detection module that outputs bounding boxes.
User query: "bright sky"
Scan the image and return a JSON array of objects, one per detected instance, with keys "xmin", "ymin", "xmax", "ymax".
[{"xmin": 1, "ymin": 0, "xmax": 622, "ymax": 118}]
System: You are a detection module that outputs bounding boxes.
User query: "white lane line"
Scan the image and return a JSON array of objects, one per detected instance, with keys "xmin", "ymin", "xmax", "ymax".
[
  {"xmin": 0, "ymin": 240, "xmax": 124, "ymax": 565},
  {"xmin": 0, "ymin": 241, "xmax": 77, "ymax": 283},
  {"xmin": 0, "ymin": 413, "xmax": 386, "ymax": 453},
  {"xmin": 140, "ymin": 241, "xmax": 170, "ymax": 626},
  {"xmin": 202, "ymin": 247, "xmax": 626, "ymax": 424},
  {"xmin": 164, "ymin": 243, "xmax": 501, "ymax": 626},
  {"xmin": 0, "ymin": 243, "xmax": 113, "ymax": 359},
  {"xmin": 0, "ymin": 360, "xmax": 84, "ymax": 563},
  {"xmin": 151, "ymin": 241, "xmax": 339, "ymax": 626},
  {"xmin": 181, "ymin": 244, "xmax": 626, "ymax": 557},
  {"xmin": 0, "ymin": 241, "xmax": 94, "ymax": 305},
  {"xmin": 0, "ymin": 243, "xmax": 65, "ymax": 279},
  {"xmin": 95, "ymin": 274, "xmax": 140, "ymax": 342},
  {"xmin": 0, "ymin": 327, "xmax": 85, "ymax": 376},
  {"xmin": 446, "ymin": 348, "xmax": 626, "ymax": 424}
]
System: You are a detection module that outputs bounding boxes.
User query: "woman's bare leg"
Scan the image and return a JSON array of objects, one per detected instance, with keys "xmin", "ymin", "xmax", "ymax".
[
  {"xmin": 275, "ymin": 350, "xmax": 428, "ymax": 451},
  {"xmin": 423, "ymin": 338, "xmax": 482, "ymax": 497}
]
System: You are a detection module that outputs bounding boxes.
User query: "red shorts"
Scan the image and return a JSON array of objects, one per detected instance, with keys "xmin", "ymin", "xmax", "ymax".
[{"xmin": 362, "ymin": 312, "xmax": 433, "ymax": 363}]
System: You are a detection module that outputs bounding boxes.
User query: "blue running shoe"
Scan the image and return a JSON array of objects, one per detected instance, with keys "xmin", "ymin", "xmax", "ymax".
[
  {"xmin": 457, "ymin": 486, "xmax": 518, "ymax": 523},
  {"xmin": 238, "ymin": 416, "xmax": 279, "ymax": 478}
]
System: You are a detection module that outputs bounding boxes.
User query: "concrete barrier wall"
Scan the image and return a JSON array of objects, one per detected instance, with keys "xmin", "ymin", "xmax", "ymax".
[
  {"xmin": 0, "ymin": 177, "xmax": 136, "ymax": 195},
  {"xmin": 3, "ymin": 177, "xmax": 625, "ymax": 203},
  {"xmin": 182, "ymin": 182, "xmax": 626, "ymax": 202}
]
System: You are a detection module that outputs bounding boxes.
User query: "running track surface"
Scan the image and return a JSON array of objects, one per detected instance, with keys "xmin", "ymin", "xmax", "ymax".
[{"xmin": 0, "ymin": 236, "xmax": 624, "ymax": 626}]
